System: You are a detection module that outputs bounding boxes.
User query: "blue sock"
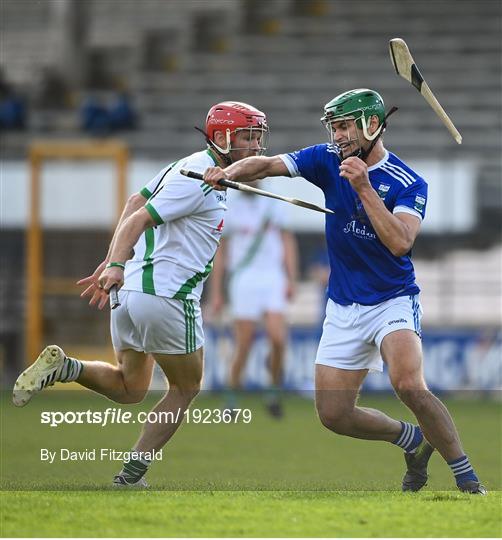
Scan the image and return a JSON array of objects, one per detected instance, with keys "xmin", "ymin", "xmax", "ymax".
[
  {"xmin": 448, "ymin": 455, "xmax": 478, "ymax": 485},
  {"xmin": 393, "ymin": 422, "xmax": 423, "ymax": 453}
]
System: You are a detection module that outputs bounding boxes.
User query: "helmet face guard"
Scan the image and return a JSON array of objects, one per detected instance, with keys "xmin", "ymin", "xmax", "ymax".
[
  {"xmin": 205, "ymin": 101, "xmax": 269, "ymax": 160},
  {"xmin": 321, "ymin": 89, "xmax": 386, "ymax": 160},
  {"xmin": 215, "ymin": 124, "xmax": 269, "ymax": 156},
  {"xmin": 321, "ymin": 111, "xmax": 384, "ymax": 160},
  {"xmin": 321, "ymin": 114, "xmax": 364, "ymax": 160}
]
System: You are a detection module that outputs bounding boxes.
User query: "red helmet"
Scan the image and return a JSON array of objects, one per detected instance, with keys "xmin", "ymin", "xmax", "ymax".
[{"xmin": 205, "ymin": 101, "xmax": 269, "ymax": 155}]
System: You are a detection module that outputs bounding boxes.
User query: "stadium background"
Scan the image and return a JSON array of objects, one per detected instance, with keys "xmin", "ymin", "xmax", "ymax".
[
  {"xmin": 1, "ymin": 1, "xmax": 501, "ymax": 536},
  {"xmin": 1, "ymin": 0, "xmax": 500, "ymax": 392}
]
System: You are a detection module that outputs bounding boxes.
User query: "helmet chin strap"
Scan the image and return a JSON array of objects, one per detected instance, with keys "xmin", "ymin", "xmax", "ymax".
[
  {"xmin": 358, "ymin": 107, "xmax": 399, "ymax": 162},
  {"xmin": 194, "ymin": 126, "xmax": 233, "ymax": 165}
]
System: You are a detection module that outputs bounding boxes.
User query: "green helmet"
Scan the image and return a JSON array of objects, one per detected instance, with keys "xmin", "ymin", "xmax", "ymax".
[{"xmin": 321, "ymin": 89, "xmax": 385, "ymax": 141}]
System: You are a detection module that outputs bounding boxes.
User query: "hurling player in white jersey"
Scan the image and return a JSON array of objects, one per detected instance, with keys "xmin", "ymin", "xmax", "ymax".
[
  {"xmin": 12, "ymin": 101, "xmax": 269, "ymax": 487},
  {"xmin": 203, "ymin": 89, "xmax": 485, "ymax": 495},
  {"xmin": 209, "ymin": 190, "xmax": 298, "ymax": 417}
]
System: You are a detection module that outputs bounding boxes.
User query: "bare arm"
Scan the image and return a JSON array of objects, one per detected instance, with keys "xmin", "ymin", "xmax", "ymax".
[
  {"xmin": 204, "ymin": 155, "xmax": 289, "ymax": 187},
  {"xmin": 106, "ymin": 192, "xmax": 148, "ymax": 260},
  {"xmin": 77, "ymin": 192, "xmax": 148, "ymax": 309},
  {"xmin": 340, "ymin": 157, "xmax": 421, "ymax": 257},
  {"xmin": 98, "ymin": 207, "xmax": 156, "ymax": 292},
  {"xmin": 358, "ymin": 187, "xmax": 421, "ymax": 256},
  {"xmin": 281, "ymin": 230, "xmax": 298, "ymax": 300}
]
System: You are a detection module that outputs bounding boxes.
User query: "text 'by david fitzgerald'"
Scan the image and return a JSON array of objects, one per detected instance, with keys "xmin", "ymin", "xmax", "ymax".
[{"xmin": 40, "ymin": 448, "xmax": 163, "ymax": 463}]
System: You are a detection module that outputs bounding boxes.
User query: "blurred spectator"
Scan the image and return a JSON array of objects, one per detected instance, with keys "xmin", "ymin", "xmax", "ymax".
[
  {"xmin": 108, "ymin": 92, "xmax": 137, "ymax": 130},
  {"xmin": 80, "ymin": 96, "xmax": 111, "ymax": 135},
  {"xmin": 80, "ymin": 91, "xmax": 137, "ymax": 135},
  {"xmin": 0, "ymin": 69, "xmax": 26, "ymax": 130}
]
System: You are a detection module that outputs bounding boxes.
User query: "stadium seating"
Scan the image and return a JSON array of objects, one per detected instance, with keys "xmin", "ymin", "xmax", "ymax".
[{"xmin": 1, "ymin": 0, "xmax": 499, "ymax": 221}]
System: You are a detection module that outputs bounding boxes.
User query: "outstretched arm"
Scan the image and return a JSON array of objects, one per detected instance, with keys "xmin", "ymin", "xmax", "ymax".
[{"xmin": 204, "ymin": 155, "xmax": 289, "ymax": 187}]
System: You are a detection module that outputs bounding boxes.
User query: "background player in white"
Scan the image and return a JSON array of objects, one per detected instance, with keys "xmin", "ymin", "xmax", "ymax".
[
  {"xmin": 209, "ymin": 189, "xmax": 298, "ymax": 417},
  {"xmin": 202, "ymin": 89, "xmax": 486, "ymax": 494},
  {"xmin": 12, "ymin": 101, "xmax": 269, "ymax": 487}
]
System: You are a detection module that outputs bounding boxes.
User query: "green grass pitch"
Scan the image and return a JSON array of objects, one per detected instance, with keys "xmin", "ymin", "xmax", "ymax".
[{"xmin": 1, "ymin": 391, "xmax": 501, "ymax": 537}]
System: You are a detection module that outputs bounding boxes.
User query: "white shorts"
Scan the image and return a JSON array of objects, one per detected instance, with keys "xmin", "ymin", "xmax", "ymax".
[
  {"xmin": 228, "ymin": 270, "xmax": 287, "ymax": 320},
  {"xmin": 315, "ymin": 295, "xmax": 423, "ymax": 372},
  {"xmin": 111, "ymin": 290, "xmax": 204, "ymax": 355}
]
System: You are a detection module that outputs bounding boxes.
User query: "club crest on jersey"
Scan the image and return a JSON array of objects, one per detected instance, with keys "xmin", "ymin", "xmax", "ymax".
[
  {"xmin": 377, "ymin": 183, "xmax": 391, "ymax": 200},
  {"xmin": 414, "ymin": 195, "xmax": 426, "ymax": 213}
]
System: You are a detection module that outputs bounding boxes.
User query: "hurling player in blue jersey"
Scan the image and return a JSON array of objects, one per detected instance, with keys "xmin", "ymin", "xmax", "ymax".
[{"xmin": 203, "ymin": 89, "xmax": 485, "ymax": 494}]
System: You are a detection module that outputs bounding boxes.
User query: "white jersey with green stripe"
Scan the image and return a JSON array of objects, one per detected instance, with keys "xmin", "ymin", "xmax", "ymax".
[
  {"xmin": 224, "ymin": 191, "xmax": 288, "ymax": 280},
  {"xmin": 122, "ymin": 149, "xmax": 227, "ymax": 301}
]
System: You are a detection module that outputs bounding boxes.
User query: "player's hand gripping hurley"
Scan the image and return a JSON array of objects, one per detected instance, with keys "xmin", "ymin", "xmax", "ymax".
[
  {"xmin": 389, "ymin": 38, "xmax": 462, "ymax": 144},
  {"xmin": 180, "ymin": 169, "xmax": 334, "ymax": 215},
  {"xmin": 109, "ymin": 285, "xmax": 120, "ymax": 310}
]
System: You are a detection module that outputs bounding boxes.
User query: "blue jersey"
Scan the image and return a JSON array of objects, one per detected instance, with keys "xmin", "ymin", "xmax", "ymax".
[{"xmin": 281, "ymin": 145, "xmax": 428, "ymax": 306}]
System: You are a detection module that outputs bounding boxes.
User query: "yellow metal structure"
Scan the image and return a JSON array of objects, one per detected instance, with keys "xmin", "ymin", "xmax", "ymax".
[{"xmin": 26, "ymin": 140, "xmax": 128, "ymax": 364}]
